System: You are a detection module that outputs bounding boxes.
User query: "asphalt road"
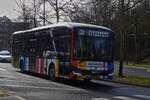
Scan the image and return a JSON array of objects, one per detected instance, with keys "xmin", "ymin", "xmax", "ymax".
[
  {"xmin": 115, "ymin": 65, "xmax": 150, "ymax": 77},
  {"xmin": 0, "ymin": 63, "xmax": 150, "ymax": 100}
]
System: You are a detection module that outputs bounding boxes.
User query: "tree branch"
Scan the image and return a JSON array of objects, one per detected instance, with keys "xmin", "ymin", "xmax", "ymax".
[{"xmin": 124, "ymin": 0, "xmax": 144, "ymax": 11}]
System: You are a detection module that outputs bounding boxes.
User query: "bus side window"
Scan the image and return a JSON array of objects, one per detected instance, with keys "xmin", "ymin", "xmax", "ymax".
[
  {"xmin": 49, "ymin": 38, "xmax": 54, "ymax": 51},
  {"xmin": 37, "ymin": 30, "xmax": 50, "ymax": 58}
]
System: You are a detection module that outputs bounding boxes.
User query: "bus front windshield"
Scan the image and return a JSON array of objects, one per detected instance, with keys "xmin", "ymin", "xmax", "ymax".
[{"xmin": 74, "ymin": 28, "xmax": 114, "ymax": 61}]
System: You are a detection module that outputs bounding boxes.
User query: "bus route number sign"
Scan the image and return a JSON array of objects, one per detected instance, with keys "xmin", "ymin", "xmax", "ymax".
[{"xmin": 79, "ymin": 29, "xmax": 109, "ymax": 38}]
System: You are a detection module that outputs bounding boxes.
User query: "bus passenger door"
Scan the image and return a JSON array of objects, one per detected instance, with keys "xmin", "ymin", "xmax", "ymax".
[
  {"xmin": 28, "ymin": 39, "xmax": 36, "ymax": 72},
  {"xmin": 53, "ymin": 28, "xmax": 71, "ymax": 76},
  {"xmin": 58, "ymin": 38, "xmax": 71, "ymax": 76}
]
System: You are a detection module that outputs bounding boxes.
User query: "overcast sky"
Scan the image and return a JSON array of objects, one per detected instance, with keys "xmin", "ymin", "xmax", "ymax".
[{"xmin": 0, "ymin": 0, "xmax": 18, "ymax": 19}]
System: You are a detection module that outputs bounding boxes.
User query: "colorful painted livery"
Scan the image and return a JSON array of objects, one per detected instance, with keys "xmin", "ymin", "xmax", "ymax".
[{"xmin": 11, "ymin": 22, "xmax": 115, "ymax": 81}]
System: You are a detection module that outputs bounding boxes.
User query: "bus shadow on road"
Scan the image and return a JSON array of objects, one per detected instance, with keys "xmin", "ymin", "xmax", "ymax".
[
  {"xmin": 17, "ymin": 71, "xmax": 114, "ymax": 92},
  {"xmin": 57, "ymin": 78, "xmax": 114, "ymax": 92}
]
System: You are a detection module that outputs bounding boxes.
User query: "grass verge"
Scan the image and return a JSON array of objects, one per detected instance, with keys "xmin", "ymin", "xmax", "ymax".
[
  {"xmin": 114, "ymin": 61, "xmax": 150, "ymax": 69},
  {"xmin": 0, "ymin": 91, "xmax": 15, "ymax": 97},
  {"xmin": 109, "ymin": 73, "xmax": 150, "ymax": 88},
  {"xmin": 0, "ymin": 92, "xmax": 11, "ymax": 97}
]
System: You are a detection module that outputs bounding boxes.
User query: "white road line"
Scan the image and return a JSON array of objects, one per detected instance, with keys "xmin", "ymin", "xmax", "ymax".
[
  {"xmin": 0, "ymin": 68, "xmax": 7, "ymax": 71},
  {"xmin": 134, "ymin": 95, "xmax": 150, "ymax": 99},
  {"xmin": 13, "ymin": 95, "xmax": 26, "ymax": 100},
  {"xmin": 0, "ymin": 79, "xmax": 51, "ymax": 84},
  {"xmin": 112, "ymin": 96, "xmax": 139, "ymax": 100},
  {"xmin": 92, "ymin": 98, "xmax": 110, "ymax": 100},
  {"xmin": 147, "ymin": 69, "xmax": 150, "ymax": 72},
  {"xmin": 0, "ymin": 84, "xmax": 88, "ymax": 92},
  {"xmin": 0, "ymin": 79, "xmax": 88, "ymax": 92}
]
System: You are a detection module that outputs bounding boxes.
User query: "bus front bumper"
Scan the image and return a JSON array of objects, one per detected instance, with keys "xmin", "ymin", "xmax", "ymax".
[{"xmin": 70, "ymin": 70, "xmax": 113, "ymax": 80}]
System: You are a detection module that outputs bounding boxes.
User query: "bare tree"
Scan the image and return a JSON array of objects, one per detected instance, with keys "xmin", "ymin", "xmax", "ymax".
[
  {"xmin": 15, "ymin": 0, "xmax": 32, "ymax": 29},
  {"xmin": 46, "ymin": 0, "xmax": 72, "ymax": 23},
  {"xmin": 118, "ymin": 0, "xmax": 144, "ymax": 76},
  {"xmin": 31, "ymin": 0, "xmax": 43, "ymax": 27},
  {"xmin": 15, "ymin": 0, "xmax": 43, "ymax": 28}
]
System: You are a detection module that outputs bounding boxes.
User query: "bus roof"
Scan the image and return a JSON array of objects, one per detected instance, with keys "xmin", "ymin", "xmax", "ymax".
[{"xmin": 13, "ymin": 22, "xmax": 112, "ymax": 35}]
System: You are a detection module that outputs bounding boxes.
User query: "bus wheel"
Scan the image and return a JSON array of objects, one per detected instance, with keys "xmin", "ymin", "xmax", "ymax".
[
  {"xmin": 20, "ymin": 61, "xmax": 24, "ymax": 73},
  {"xmin": 49, "ymin": 65, "xmax": 56, "ymax": 81}
]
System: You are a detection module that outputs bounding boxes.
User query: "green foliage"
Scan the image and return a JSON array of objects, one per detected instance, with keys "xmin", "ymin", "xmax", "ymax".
[
  {"xmin": 111, "ymin": 73, "xmax": 150, "ymax": 87},
  {"xmin": 0, "ymin": 91, "xmax": 13, "ymax": 97}
]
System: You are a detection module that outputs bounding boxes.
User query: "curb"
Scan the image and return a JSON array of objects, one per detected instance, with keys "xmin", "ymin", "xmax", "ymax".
[
  {"xmin": 104, "ymin": 80, "xmax": 150, "ymax": 88},
  {"xmin": 115, "ymin": 65, "xmax": 150, "ymax": 70}
]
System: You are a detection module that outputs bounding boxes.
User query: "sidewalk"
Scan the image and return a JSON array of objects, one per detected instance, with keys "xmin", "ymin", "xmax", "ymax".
[
  {"xmin": 114, "ymin": 65, "xmax": 150, "ymax": 77},
  {"xmin": 121, "ymin": 64, "xmax": 150, "ymax": 70}
]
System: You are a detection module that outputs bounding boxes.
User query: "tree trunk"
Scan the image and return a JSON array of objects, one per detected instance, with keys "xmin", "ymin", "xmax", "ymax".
[
  {"xmin": 119, "ymin": 0, "xmax": 125, "ymax": 76},
  {"xmin": 33, "ymin": 0, "xmax": 37, "ymax": 27},
  {"xmin": 56, "ymin": 0, "xmax": 59, "ymax": 23},
  {"xmin": 43, "ymin": 0, "xmax": 46, "ymax": 25}
]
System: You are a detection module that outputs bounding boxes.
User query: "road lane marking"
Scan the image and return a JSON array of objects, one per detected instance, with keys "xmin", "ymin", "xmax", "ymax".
[
  {"xmin": 92, "ymin": 98, "xmax": 110, "ymax": 100},
  {"xmin": 0, "ymin": 79, "xmax": 87, "ymax": 90},
  {"xmin": 13, "ymin": 95, "xmax": 26, "ymax": 100},
  {"xmin": 134, "ymin": 95, "xmax": 150, "ymax": 99},
  {"xmin": 112, "ymin": 96, "xmax": 139, "ymax": 100},
  {"xmin": 0, "ymin": 84, "xmax": 88, "ymax": 92},
  {"xmin": 0, "ymin": 79, "xmax": 52, "ymax": 84},
  {"xmin": 0, "ymin": 78, "xmax": 88, "ymax": 92},
  {"xmin": 0, "ymin": 68, "xmax": 7, "ymax": 71},
  {"xmin": 147, "ymin": 69, "xmax": 150, "ymax": 72}
]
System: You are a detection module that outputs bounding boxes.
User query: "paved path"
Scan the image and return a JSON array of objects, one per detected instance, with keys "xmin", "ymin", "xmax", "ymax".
[
  {"xmin": 115, "ymin": 65, "xmax": 150, "ymax": 77},
  {"xmin": 0, "ymin": 63, "xmax": 150, "ymax": 100}
]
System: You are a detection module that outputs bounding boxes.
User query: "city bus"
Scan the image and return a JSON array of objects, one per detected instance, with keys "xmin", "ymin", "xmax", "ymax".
[{"xmin": 11, "ymin": 22, "xmax": 115, "ymax": 81}]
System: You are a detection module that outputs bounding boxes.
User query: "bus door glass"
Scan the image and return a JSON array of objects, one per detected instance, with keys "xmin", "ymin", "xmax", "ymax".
[
  {"xmin": 28, "ymin": 38, "xmax": 37, "ymax": 72},
  {"xmin": 53, "ymin": 28, "xmax": 71, "ymax": 76}
]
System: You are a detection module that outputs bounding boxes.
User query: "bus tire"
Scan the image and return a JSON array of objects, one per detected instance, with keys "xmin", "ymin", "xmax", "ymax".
[
  {"xmin": 49, "ymin": 65, "xmax": 56, "ymax": 81},
  {"xmin": 20, "ymin": 61, "xmax": 24, "ymax": 73}
]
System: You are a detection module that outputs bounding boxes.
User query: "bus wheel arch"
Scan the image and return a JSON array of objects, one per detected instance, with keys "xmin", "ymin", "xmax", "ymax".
[{"xmin": 48, "ymin": 63, "xmax": 56, "ymax": 81}]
